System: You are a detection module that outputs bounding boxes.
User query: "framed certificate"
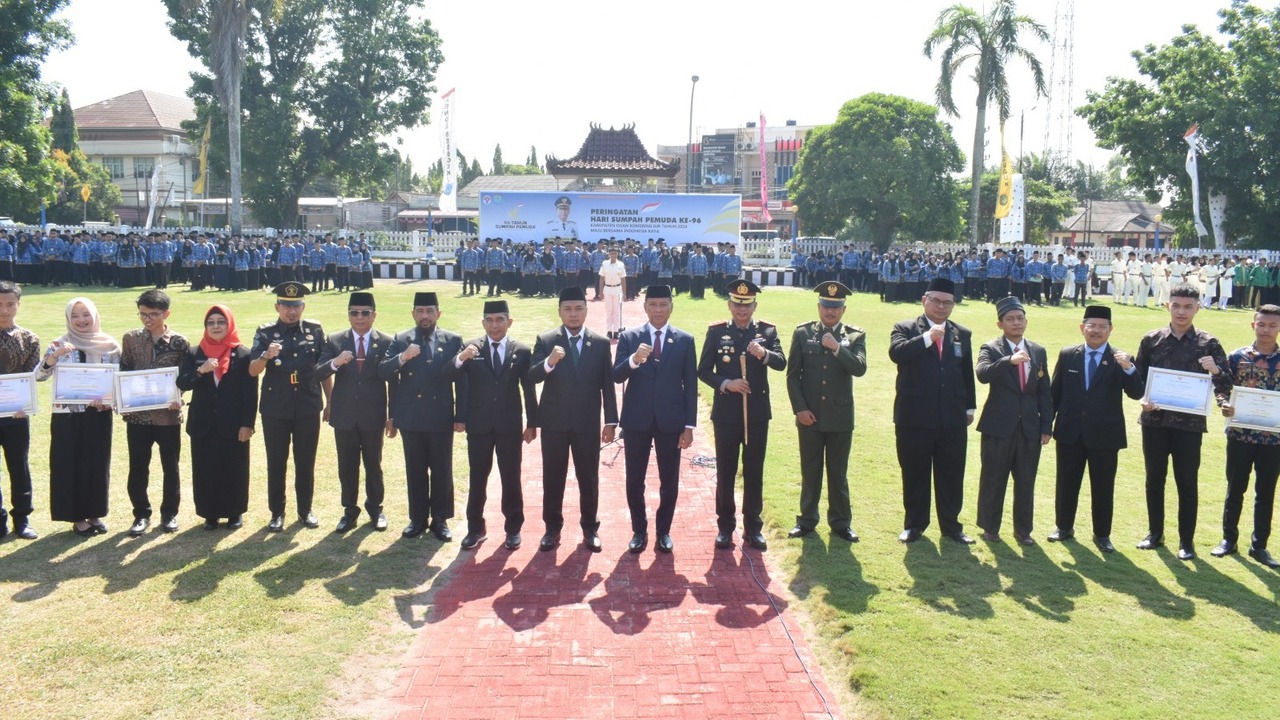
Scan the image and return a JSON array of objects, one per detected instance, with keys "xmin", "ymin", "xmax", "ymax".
[
  {"xmin": 51, "ymin": 363, "xmax": 117, "ymax": 406},
  {"xmin": 1144, "ymin": 366, "xmax": 1214, "ymax": 417},
  {"xmin": 114, "ymin": 367, "xmax": 180, "ymax": 413},
  {"xmin": 0, "ymin": 372, "xmax": 37, "ymax": 418},
  {"xmin": 1225, "ymin": 386, "xmax": 1280, "ymax": 433}
]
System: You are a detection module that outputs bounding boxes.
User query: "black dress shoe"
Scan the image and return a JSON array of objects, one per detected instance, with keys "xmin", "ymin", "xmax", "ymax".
[
  {"xmin": 1016, "ymin": 534, "xmax": 1036, "ymax": 546},
  {"xmin": 268, "ymin": 515, "xmax": 285, "ymax": 532},
  {"xmin": 431, "ymin": 523, "xmax": 453, "ymax": 542},
  {"xmin": 833, "ymin": 527, "xmax": 860, "ymax": 543},
  {"xmin": 73, "ymin": 523, "xmax": 97, "ymax": 538},
  {"xmin": 1177, "ymin": 546, "xmax": 1196, "ymax": 561},
  {"xmin": 746, "ymin": 533, "xmax": 768, "ymax": 551},
  {"xmin": 628, "ymin": 533, "xmax": 648, "ymax": 554},
  {"xmin": 160, "ymin": 515, "xmax": 179, "ymax": 533},
  {"xmin": 461, "ymin": 533, "xmax": 486, "ymax": 550},
  {"xmin": 335, "ymin": 514, "xmax": 359, "ymax": 534},
  {"xmin": 300, "ymin": 512, "xmax": 320, "ymax": 529},
  {"xmin": 1249, "ymin": 547, "xmax": 1280, "ymax": 568},
  {"xmin": 538, "ymin": 533, "xmax": 560, "ymax": 551},
  {"xmin": 1210, "ymin": 540, "xmax": 1237, "ymax": 557},
  {"xmin": 1136, "ymin": 534, "xmax": 1164, "ymax": 550},
  {"xmin": 714, "ymin": 532, "xmax": 733, "ymax": 549},
  {"xmin": 656, "ymin": 534, "xmax": 673, "ymax": 553},
  {"xmin": 371, "ymin": 513, "xmax": 388, "ymax": 531},
  {"xmin": 90, "ymin": 518, "xmax": 107, "ymax": 533},
  {"xmin": 128, "ymin": 517, "xmax": 150, "ymax": 537},
  {"xmin": 204, "ymin": 518, "xmax": 220, "ymax": 530},
  {"xmin": 402, "ymin": 523, "xmax": 426, "ymax": 538},
  {"xmin": 1048, "ymin": 528, "xmax": 1074, "ymax": 542},
  {"xmin": 898, "ymin": 528, "xmax": 923, "ymax": 543},
  {"xmin": 1094, "ymin": 536, "xmax": 1116, "ymax": 553},
  {"xmin": 13, "ymin": 524, "xmax": 37, "ymax": 540},
  {"xmin": 584, "ymin": 533, "xmax": 602, "ymax": 552},
  {"xmin": 945, "ymin": 531, "xmax": 976, "ymax": 545},
  {"xmin": 227, "ymin": 515, "xmax": 243, "ymax": 530},
  {"xmin": 787, "ymin": 525, "xmax": 813, "ymax": 539},
  {"xmin": 504, "ymin": 533, "xmax": 522, "ymax": 550},
  {"xmin": 980, "ymin": 531, "xmax": 1002, "ymax": 543}
]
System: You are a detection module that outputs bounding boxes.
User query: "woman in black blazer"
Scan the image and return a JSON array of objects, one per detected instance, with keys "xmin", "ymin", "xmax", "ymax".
[{"xmin": 176, "ymin": 305, "xmax": 258, "ymax": 528}]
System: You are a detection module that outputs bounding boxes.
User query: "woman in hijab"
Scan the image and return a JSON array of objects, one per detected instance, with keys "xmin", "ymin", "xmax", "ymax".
[
  {"xmin": 37, "ymin": 297, "xmax": 120, "ymax": 537},
  {"xmin": 176, "ymin": 305, "xmax": 258, "ymax": 529}
]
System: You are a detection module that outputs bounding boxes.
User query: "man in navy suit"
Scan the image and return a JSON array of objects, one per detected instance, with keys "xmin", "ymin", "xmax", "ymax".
[
  {"xmin": 379, "ymin": 291, "xmax": 467, "ymax": 541},
  {"xmin": 613, "ymin": 284, "xmax": 698, "ymax": 554},
  {"xmin": 444, "ymin": 300, "xmax": 538, "ymax": 551},
  {"xmin": 1048, "ymin": 304, "xmax": 1144, "ymax": 553}
]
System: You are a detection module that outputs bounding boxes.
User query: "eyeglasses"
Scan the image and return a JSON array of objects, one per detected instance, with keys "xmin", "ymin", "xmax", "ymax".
[
  {"xmin": 1082, "ymin": 323, "xmax": 1111, "ymax": 331},
  {"xmin": 348, "ymin": 310, "xmax": 374, "ymax": 317},
  {"xmin": 204, "ymin": 319, "xmax": 228, "ymax": 327},
  {"xmin": 925, "ymin": 296, "xmax": 955, "ymax": 308},
  {"xmin": 138, "ymin": 311, "xmax": 164, "ymax": 321}
]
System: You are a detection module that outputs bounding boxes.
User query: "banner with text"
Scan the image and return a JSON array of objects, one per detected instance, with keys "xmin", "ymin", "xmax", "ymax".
[{"xmin": 478, "ymin": 192, "xmax": 742, "ymax": 246}]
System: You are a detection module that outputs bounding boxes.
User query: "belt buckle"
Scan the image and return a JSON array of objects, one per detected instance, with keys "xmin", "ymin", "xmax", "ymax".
[{"xmin": 290, "ymin": 371, "xmax": 298, "ymax": 385}]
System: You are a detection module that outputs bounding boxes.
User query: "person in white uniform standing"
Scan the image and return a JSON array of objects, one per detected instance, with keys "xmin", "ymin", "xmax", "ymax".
[{"xmin": 599, "ymin": 245, "xmax": 627, "ymax": 340}]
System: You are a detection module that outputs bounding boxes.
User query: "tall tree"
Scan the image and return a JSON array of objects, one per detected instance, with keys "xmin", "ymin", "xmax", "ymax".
[
  {"xmin": 528, "ymin": 145, "xmax": 539, "ymax": 169},
  {"xmin": 924, "ymin": 0, "xmax": 1048, "ymax": 244},
  {"xmin": 788, "ymin": 93, "xmax": 964, "ymax": 250},
  {"xmin": 492, "ymin": 143, "xmax": 504, "ymax": 175},
  {"xmin": 49, "ymin": 87, "xmax": 78, "ymax": 153}
]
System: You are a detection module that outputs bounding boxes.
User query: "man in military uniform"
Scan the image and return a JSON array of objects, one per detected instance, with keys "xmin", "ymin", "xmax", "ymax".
[
  {"xmin": 698, "ymin": 280, "xmax": 786, "ymax": 550},
  {"xmin": 545, "ymin": 196, "xmax": 579, "ymax": 240},
  {"xmin": 785, "ymin": 281, "xmax": 868, "ymax": 542},
  {"xmin": 249, "ymin": 281, "xmax": 329, "ymax": 531}
]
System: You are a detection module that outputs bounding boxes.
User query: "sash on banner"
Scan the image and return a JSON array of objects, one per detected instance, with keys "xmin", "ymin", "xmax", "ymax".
[
  {"xmin": 759, "ymin": 113, "xmax": 771, "ymax": 224},
  {"xmin": 1184, "ymin": 124, "xmax": 1209, "ymax": 238},
  {"xmin": 439, "ymin": 88, "xmax": 457, "ymax": 214}
]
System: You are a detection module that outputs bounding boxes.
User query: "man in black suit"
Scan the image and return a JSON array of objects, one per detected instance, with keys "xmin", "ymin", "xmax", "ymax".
[
  {"xmin": 443, "ymin": 300, "xmax": 538, "ymax": 551},
  {"xmin": 698, "ymin": 280, "xmax": 786, "ymax": 551},
  {"xmin": 613, "ymin": 284, "xmax": 698, "ymax": 554},
  {"xmin": 888, "ymin": 277, "xmax": 977, "ymax": 544},
  {"xmin": 315, "ymin": 291, "xmax": 396, "ymax": 534},
  {"xmin": 378, "ymin": 291, "xmax": 467, "ymax": 541},
  {"xmin": 1049, "ymin": 305, "xmax": 1145, "ymax": 553},
  {"xmin": 975, "ymin": 296, "xmax": 1054, "ymax": 546},
  {"xmin": 529, "ymin": 286, "xmax": 617, "ymax": 553}
]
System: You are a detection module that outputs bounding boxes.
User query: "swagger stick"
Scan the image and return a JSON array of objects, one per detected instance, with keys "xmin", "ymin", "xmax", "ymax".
[{"xmin": 740, "ymin": 353, "xmax": 749, "ymax": 446}]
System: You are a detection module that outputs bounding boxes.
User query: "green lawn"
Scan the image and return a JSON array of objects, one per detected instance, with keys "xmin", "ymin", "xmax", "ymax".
[{"xmin": 0, "ymin": 279, "xmax": 1274, "ymax": 719}]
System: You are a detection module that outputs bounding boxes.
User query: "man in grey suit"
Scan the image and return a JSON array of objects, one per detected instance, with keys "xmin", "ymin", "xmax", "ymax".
[
  {"xmin": 379, "ymin": 291, "xmax": 467, "ymax": 541},
  {"xmin": 1048, "ymin": 305, "xmax": 1144, "ymax": 553},
  {"xmin": 975, "ymin": 296, "xmax": 1054, "ymax": 545},
  {"xmin": 315, "ymin": 291, "xmax": 396, "ymax": 534},
  {"xmin": 444, "ymin": 300, "xmax": 538, "ymax": 551},
  {"xmin": 529, "ymin": 286, "xmax": 617, "ymax": 553}
]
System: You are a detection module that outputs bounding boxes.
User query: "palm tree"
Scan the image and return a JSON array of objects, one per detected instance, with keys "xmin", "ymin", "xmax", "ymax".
[
  {"xmin": 209, "ymin": 0, "xmax": 248, "ymax": 234},
  {"xmin": 924, "ymin": 0, "xmax": 1048, "ymax": 244}
]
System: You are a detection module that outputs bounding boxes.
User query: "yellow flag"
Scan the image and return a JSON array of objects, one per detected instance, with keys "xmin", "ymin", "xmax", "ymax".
[
  {"xmin": 192, "ymin": 118, "xmax": 211, "ymax": 195},
  {"xmin": 994, "ymin": 121, "xmax": 1013, "ymax": 220}
]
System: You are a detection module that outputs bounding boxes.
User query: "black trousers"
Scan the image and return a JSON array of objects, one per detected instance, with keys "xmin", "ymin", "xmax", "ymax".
[
  {"xmin": 466, "ymin": 430, "xmax": 524, "ymax": 534},
  {"xmin": 623, "ymin": 422, "xmax": 682, "ymax": 535},
  {"xmin": 1142, "ymin": 425, "xmax": 1203, "ymax": 546},
  {"xmin": 540, "ymin": 428, "xmax": 600, "ymax": 534},
  {"xmin": 1222, "ymin": 438, "xmax": 1280, "ymax": 549},
  {"xmin": 336, "ymin": 266, "xmax": 349, "ymax": 290},
  {"xmin": 690, "ymin": 276, "xmax": 706, "ymax": 299},
  {"xmin": 796, "ymin": 424, "xmax": 853, "ymax": 531},
  {"xmin": 976, "ymin": 425, "xmax": 1041, "ymax": 537},
  {"xmin": 715, "ymin": 421, "xmax": 768, "ymax": 534},
  {"xmin": 1054, "ymin": 437, "xmax": 1119, "ymax": 538},
  {"xmin": 323, "ymin": 263, "xmax": 336, "ymax": 290},
  {"xmin": 261, "ymin": 414, "xmax": 320, "ymax": 517},
  {"xmin": 486, "ymin": 269, "xmax": 502, "ymax": 295},
  {"xmin": 126, "ymin": 423, "xmax": 182, "ymax": 519},
  {"xmin": 897, "ymin": 425, "xmax": 968, "ymax": 535},
  {"xmin": 0, "ymin": 419, "xmax": 33, "ymax": 527},
  {"xmin": 153, "ymin": 262, "xmax": 169, "ymax": 288},
  {"xmin": 400, "ymin": 429, "xmax": 454, "ymax": 527},
  {"xmin": 334, "ymin": 426, "xmax": 385, "ymax": 518}
]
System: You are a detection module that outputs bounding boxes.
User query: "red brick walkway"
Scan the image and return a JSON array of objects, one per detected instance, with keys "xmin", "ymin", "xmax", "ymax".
[{"xmin": 385, "ymin": 297, "xmax": 842, "ymax": 720}]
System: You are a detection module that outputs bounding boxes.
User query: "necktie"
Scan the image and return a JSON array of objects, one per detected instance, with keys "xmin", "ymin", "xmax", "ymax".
[
  {"xmin": 1017, "ymin": 345, "xmax": 1027, "ymax": 391},
  {"xmin": 936, "ymin": 328, "xmax": 944, "ymax": 361},
  {"xmin": 492, "ymin": 341, "xmax": 502, "ymax": 374},
  {"xmin": 356, "ymin": 335, "xmax": 365, "ymax": 373},
  {"xmin": 652, "ymin": 329, "xmax": 662, "ymax": 361},
  {"xmin": 1086, "ymin": 350, "xmax": 1099, "ymax": 390},
  {"xmin": 568, "ymin": 334, "xmax": 580, "ymax": 366}
]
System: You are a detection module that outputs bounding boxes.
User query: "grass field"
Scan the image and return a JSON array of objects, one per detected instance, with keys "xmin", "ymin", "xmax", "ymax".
[{"xmin": 0, "ymin": 278, "xmax": 1275, "ymax": 719}]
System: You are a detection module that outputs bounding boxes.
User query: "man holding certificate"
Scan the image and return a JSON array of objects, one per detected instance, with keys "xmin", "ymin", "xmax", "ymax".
[
  {"xmin": 0, "ymin": 281, "xmax": 40, "ymax": 540},
  {"xmin": 1213, "ymin": 304, "xmax": 1280, "ymax": 568},
  {"xmin": 1135, "ymin": 283, "xmax": 1233, "ymax": 560}
]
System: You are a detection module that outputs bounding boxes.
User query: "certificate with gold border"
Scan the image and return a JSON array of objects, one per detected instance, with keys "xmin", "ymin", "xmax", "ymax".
[
  {"xmin": 1144, "ymin": 367, "xmax": 1213, "ymax": 417},
  {"xmin": 1225, "ymin": 386, "xmax": 1280, "ymax": 433}
]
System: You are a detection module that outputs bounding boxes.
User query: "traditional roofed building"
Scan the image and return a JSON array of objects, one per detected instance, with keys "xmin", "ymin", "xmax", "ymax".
[
  {"xmin": 547, "ymin": 124, "xmax": 679, "ymax": 191},
  {"xmin": 1051, "ymin": 200, "xmax": 1176, "ymax": 249}
]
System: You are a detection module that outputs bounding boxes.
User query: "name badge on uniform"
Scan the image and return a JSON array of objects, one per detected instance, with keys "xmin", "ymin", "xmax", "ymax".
[{"xmin": 952, "ymin": 341, "xmax": 963, "ymax": 358}]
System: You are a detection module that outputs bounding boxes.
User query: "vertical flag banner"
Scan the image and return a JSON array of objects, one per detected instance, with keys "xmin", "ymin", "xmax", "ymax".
[
  {"xmin": 438, "ymin": 88, "xmax": 457, "ymax": 214},
  {"xmin": 995, "ymin": 121, "xmax": 1013, "ymax": 220},
  {"xmin": 192, "ymin": 118, "xmax": 211, "ymax": 195},
  {"xmin": 1184, "ymin": 124, "xmax": 1209, "ymax": 238},
  {"xmin": 998, "ymin": 174, "xmax": 1025, "ymax": 244},
  {"xmin": 759, "ymin": 113, "xmax": 771, "ymax": 224},
  {"xmin": 144, "ymin": 157, "xmax": 162, "ymax": 230},
  {"xmin": 1209, "ymin": 190, "xmax": 1228, "ymax": 250}
]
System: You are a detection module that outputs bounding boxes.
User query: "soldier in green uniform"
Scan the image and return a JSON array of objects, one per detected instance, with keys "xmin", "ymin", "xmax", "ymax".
[
  {"xmin": 248, "ymin": 281, "xmax": 330, "ymax": 532},
  {"xmin": 697, "ymin": 280, "xmax": 786, "ymax": 550},
  {"xmin": 785, "ymin": 281, "xmax": 867, "ymax": 542}
]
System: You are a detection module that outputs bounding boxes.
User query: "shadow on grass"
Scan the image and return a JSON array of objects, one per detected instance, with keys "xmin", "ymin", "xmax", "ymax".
[
  {"xmin": 491, "ymin": 545, "xmax": 602, "ymax": 632},
  {"xmin": 171, "ymin": 525, "xmax": 301, "ymax": 601},
  {"xmin": 902, "ymin": 536, "xmax": 1000, "ymax": 618},
  {"xmin": 1159, "ymin": 553, "xmax": 1280, "ymax": 633},
  {"xmin": 788, "ymin": 534, "xmax": 879, "ymax": 616},
  {"xmin": 326, "ymin": 533, "xmax": 449, "ymax": 628},
  {"xmin": 1060, "ymin": 542, "xmax": 1195, "ymax": 619},
  {"xmin": 989, "ymin": 541, "xmax": 1087, "ymax": 622},
  {"xmin": 590, "ymin": 550, "xmax": 689, "ymax": 635}
]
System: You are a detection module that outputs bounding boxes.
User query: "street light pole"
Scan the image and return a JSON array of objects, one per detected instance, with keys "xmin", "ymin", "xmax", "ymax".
[{"xmin": 686, "ymin": 75, "xmax": 699, "ymax": 195}]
